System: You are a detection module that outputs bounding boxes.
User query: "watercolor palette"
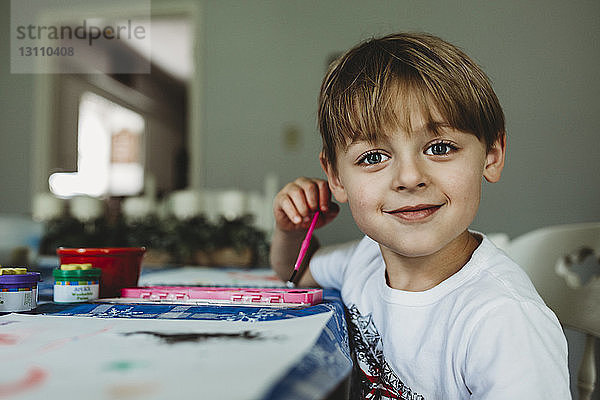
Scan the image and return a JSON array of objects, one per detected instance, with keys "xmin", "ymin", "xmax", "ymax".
[{"xmin": 113, "ymin": 286, "xmax": 323, "ymax": 307}]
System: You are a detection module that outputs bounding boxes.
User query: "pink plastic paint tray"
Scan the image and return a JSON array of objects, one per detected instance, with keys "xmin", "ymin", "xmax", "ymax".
[{"xmin": 116, "ymin": 286, "xmax": 323, "ymax": 307}]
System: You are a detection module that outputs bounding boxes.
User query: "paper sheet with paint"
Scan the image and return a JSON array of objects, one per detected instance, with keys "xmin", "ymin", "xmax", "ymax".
[{"xmin": 0, "ymin": 311, "xmax": 332, "ymax": 400}]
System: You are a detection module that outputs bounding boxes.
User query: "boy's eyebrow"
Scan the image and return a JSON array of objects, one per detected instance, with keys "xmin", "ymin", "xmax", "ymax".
[
  {"xmin": 346, "ymin": 137, "xmax": 376, "ymax": 147},
  {"xmin": 413, "ymin": 121, "xmax": 452, "ymax": 135},
  {"xmin": 344, "ymin": 121, "xmax": 453, "ymax": 149}
]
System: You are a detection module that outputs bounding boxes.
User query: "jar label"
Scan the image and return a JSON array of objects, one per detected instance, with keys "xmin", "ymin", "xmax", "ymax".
[
  {"xmin": 54, "ymin": 284, "xmax": 99, "ymax": 303},
  {"xmin": 0, "ymin": 290, "xmax": 34, "ymax": 312}
]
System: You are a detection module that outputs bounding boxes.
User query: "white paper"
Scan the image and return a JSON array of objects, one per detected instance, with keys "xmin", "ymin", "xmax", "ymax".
[
  {"xmin": 0, "ymin": 311, "xmax": 332, "ymax": 400},
  {"xmin": 139, "ymin": 266, "xmax": 286, "ymax": 287}
]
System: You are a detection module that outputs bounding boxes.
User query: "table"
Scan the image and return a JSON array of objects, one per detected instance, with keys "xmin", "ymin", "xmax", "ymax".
[{"xmin": 1, "ymin": 266, "xmax": 352, "ymax": 400}]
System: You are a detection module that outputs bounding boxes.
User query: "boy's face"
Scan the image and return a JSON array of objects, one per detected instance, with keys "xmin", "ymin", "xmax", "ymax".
[{"xmin": 321, "ymin": 106, "xmax": 505, "ymax": 260}]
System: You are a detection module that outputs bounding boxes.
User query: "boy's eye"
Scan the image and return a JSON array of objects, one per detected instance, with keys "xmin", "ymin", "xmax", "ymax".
[
  {"xmin": 358, "ymin": 151, "xmax": 390, "ymax": 165},
  {"xmin": 425, "ymin": 142, "xmax": 457, "ymax": 156}
]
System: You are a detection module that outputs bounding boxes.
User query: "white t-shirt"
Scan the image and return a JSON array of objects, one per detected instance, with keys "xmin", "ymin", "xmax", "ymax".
[{"xmin": 310, "ymin": 233, "xmax": 571, "ymax": 399}]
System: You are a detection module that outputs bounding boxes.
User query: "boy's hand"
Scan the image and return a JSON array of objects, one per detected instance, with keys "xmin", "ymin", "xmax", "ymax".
[{"xmin": 274, "ymin": 177, "xmax": 339, "ymax": 232}]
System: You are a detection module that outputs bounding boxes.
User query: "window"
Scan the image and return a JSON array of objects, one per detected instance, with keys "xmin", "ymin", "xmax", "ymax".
[{"xmin": 49, "ymin": 91, "xmax": 145, "ymax": 198}]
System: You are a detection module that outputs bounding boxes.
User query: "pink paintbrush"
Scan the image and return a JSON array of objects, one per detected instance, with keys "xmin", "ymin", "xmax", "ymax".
[{"xmin": 287, "ymin": 211, "xmax": 320, "ymax": 287}]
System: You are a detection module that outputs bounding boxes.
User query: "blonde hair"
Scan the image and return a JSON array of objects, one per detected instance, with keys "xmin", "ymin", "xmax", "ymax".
[{"xmin": 318, "ymin": 32, "xmax": 505, "ymax": 171}]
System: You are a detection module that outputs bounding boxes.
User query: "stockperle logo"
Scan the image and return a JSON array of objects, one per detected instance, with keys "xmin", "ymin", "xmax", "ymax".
[{"xmin": 10, "ymin": 0, "xmax": 151, "ymax": 74}]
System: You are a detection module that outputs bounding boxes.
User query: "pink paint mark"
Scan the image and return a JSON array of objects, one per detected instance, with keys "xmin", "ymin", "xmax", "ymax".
[
  {"xmin": 39, "ymin": 325, "xmax": 113, "ymax": 354},
  {"xmin": 0, "ymin": 366, "xmax": 47, "ymax": 397},
  {"xmin": 0, "ymin": 334, "xmax": 19, "ymax": 346},
  {"xmin": 76, "ymin": 325, "xmax": 113, "ymax": 340},
  {"xmin": 40, "ymin": 337, "xmax": 71, "ymax": 353}
]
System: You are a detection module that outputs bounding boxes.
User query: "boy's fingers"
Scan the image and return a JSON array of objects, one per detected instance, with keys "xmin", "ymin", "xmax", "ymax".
[
  {"xmin": 316, "ymin": 180, "xmax": 331, "ymax": 212},
  {"xmin": 304, "ymin": 183, "xmax": 320, "ymax": 211},
  {"xmin": 279, "ymin": 195, "xmax": 302, "ymax": 225},
  {"xmin": 294, "ymin": 178, "xmax": 321, "ymax": 211},
  {"xmin": 287, "ymin": 188, "xmax": 310, "ymax": 219},
  {"xmin": 323, "ymin": 202, "xmax": 340, "ymax": 220},
  {"xmin": 277, "ymin": 178, "xmax": 333, "ymax": 228},
  {"xmin": 313, "ymin": 202, "xmax": 338, "ymax": 229}
]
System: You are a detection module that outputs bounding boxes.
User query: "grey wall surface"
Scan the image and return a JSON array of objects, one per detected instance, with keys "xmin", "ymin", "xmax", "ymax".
[
  {"xmin": 1, "ymin": 0, "xmax": 599, "ymax": 243},
  {"xmin": 0, "ymin": 0, "xmax": 34, "ymax": 215}
]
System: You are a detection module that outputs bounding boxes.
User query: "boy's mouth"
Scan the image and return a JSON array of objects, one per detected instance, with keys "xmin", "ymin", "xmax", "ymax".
[{"xmin": 384, "ymin": 204, "xmax": 443, "ymax": 221}]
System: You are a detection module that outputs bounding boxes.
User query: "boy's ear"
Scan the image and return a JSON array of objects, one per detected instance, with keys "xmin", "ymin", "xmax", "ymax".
[
  {"xmin": 319, "ymin": 152, "xmax": 348, "ymax": 203},
  {"xmin": 483, "ymin": 133, "xmax": 506, "ymax": 183}
]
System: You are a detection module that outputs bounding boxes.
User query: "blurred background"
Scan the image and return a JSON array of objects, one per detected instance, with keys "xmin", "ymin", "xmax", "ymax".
[{"xmin": 1, "ymin": 0, "xmax": 599, "ymax": 246}]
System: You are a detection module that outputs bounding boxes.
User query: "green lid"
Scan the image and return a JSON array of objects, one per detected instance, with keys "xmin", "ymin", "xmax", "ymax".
[{"xmin": 53, "ymin": 268, "xmax": 101, "ymax": 280}]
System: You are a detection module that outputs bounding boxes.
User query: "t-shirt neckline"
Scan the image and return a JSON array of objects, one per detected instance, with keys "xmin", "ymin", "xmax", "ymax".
[{"xmin": 378, "ymin": 233, "xmax": 492, "ymax": 306}]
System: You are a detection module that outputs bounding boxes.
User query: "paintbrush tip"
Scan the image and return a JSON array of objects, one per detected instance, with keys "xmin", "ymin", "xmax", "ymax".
[{"xmin": 287, "ymin": 269, "xmax": 298, "ymax": 287}]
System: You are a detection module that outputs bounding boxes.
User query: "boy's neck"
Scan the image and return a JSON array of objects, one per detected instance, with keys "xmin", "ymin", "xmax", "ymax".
[{"xmin": 381, "ymin": 231, "xmax": 481, "ymax": 292}]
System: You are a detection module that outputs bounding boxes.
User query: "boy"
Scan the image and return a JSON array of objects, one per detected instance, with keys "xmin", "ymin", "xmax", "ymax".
[{"xmin": 270, "ymin": 33, "xmax": 570, "ymax": 399}]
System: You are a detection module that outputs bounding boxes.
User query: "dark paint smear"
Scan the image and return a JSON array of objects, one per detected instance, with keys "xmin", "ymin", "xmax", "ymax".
[{"xmin": 122, "ymin": 330, "xmax": 264, "ymax": 344}]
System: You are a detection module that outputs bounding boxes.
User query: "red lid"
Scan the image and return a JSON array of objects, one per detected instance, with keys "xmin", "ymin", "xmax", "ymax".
[{"xmin": 57, "ymin": 247, "xmax": 146, "ymax": 256}]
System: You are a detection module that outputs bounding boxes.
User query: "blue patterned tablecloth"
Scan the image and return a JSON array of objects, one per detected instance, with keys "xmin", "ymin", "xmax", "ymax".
[{"xmin": 34, "ymin": 267, "xmax": 352, "ymax": 400}]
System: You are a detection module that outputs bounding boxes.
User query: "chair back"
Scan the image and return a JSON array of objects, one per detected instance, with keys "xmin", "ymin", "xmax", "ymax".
[
  {"xmin": 507, "ymin": 222, "xmax": 600, "ymax": 336},
  {"xmin": 506, "ymin": 222, "xmax": 600, "ymax": 400}
]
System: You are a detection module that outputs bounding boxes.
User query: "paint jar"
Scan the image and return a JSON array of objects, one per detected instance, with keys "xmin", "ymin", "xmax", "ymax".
[
  {"xmin": 53, "ymin": 263, "xmax": 102, "ymax": 303},
  {"xmin": 57, "ymin": 247, "xmax": 145, "ymax": 298},
  {"xmin": 0, "ymin": 267, "xmax": 41, "ymax": 313}
]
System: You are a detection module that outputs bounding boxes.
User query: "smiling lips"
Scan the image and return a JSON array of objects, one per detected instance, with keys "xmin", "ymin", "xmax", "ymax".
[{"xmin": 385, "ymin": 204, "xmax": 443, "ymax": 221}]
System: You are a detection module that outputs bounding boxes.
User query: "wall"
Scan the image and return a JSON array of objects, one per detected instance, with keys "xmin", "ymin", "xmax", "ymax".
[{"xmin": 0, "ymin": 0, "xmax": 34, "ymax": 214}]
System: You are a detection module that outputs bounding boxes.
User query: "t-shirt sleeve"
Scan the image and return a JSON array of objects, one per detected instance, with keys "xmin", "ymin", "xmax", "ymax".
[
  {"xmin": 309, "ymin": 238, "xmax": 362, "ymax": 290},
  {"xmin": 464, "ymin": 299, "xmax": 571, "ymax": 399}
]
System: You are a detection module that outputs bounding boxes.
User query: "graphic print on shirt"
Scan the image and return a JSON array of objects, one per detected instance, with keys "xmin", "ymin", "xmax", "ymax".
[{"xmin": 347, "ymin": 304, "xmax": 425, "ymax": 400}]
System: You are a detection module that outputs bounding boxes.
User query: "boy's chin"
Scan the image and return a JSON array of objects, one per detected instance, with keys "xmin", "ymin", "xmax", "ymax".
[
  {"xmin": 374, "ymin": 230, "xmax": 468, "ymax": 259},
  {"xmin": 380, "ymin": 243, "xmax": 445, "ymax": 259},
  {"xmin": 375, "ymin": 235, "xmax": 439, "ymax": 257}
]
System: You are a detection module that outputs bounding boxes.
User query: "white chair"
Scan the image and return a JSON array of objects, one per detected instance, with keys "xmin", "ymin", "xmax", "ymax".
[
  {"xmin": 507, "ymin": 222, "xmax": 600, "ymax": 400},
  {"xmin": 486, "ymin": 232, "xmax": 511, "ymax": 252}
]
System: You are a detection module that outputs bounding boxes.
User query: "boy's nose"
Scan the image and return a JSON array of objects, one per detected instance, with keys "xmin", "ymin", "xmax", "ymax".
[{"xmin": 392, "ymin": 158, "xmax": 427, "ymax": 191}]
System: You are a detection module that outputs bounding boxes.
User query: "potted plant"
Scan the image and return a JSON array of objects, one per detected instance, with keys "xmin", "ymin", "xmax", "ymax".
[{"xmin": 209, "ymin": 215, "xmax": 269, "ymax": 267}]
